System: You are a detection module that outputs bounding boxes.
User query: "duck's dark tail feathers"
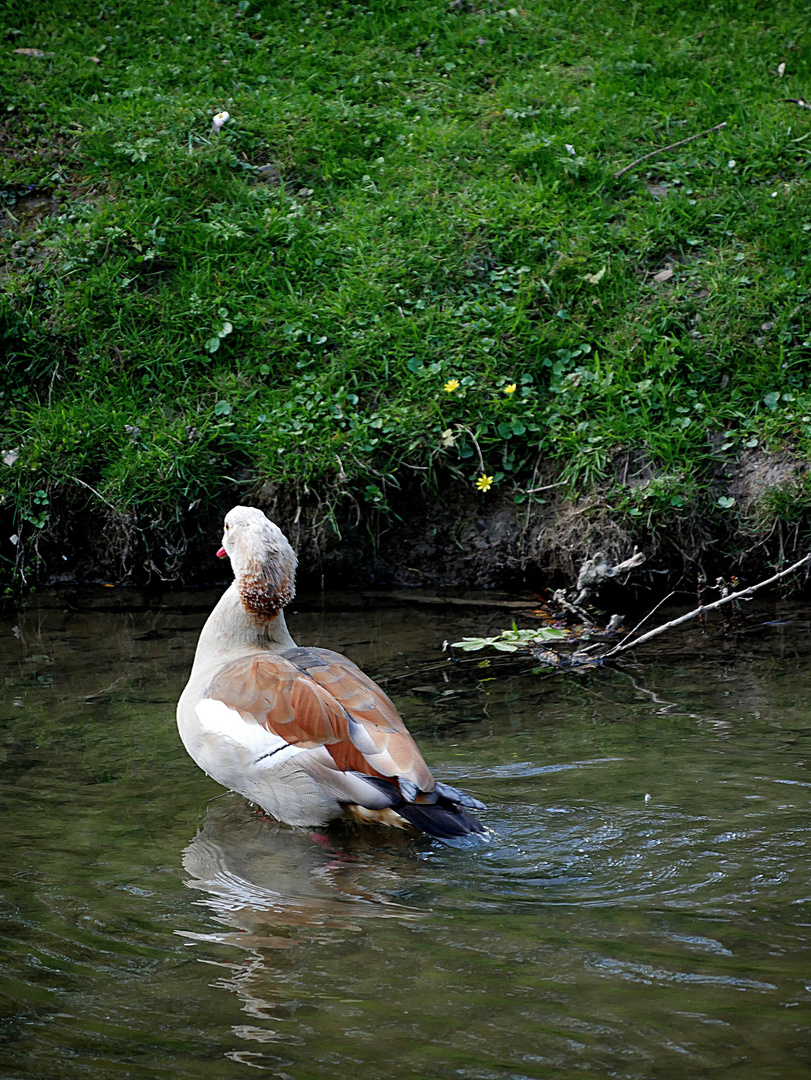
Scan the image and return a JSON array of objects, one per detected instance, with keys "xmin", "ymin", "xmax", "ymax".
[
  {"xmin": 396, "ymin": 780, "xmax": 487, "ymax": 839},
  {"xmin": 356, "ymin": 775, "xmax": 487, "ymax": 840},
  {"xmin": 396, "ymin": 799, "xmax": 486, "ymax": 839}
]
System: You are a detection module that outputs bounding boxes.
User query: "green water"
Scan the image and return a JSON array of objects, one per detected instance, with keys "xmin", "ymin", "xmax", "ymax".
[{"xmin": 1, "ymin": 590, "xmax": 810, "ymax": 1079}]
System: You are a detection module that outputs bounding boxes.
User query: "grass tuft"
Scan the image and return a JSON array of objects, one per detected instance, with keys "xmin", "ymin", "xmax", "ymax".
[{"xmin": 1, "ymin": 0, "xmax": 810, "ymax": 583}]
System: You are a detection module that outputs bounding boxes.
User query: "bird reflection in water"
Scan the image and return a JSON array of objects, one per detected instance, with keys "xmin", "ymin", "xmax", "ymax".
[
  {"xmin": 179, "ymin": 795, "xmax": 424, "ymax": 949},
  {"xmin": 175, "ymin": 795, "xmax": 424, "ymax": 1062}
]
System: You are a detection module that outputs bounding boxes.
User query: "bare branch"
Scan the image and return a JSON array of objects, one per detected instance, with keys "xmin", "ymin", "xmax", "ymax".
[
  {"xmin": 601, "ymin": 553, "xmax": 811, "ymax": 659},
  {"xmin": 614, "ymin": 121, "xmax": 728, "ymax": 179}
]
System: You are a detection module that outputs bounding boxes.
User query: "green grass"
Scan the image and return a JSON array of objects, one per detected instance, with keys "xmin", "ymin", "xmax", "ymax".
[{"xmin": 1, "ymin": 0, "xmax": 810, "ymax": 582}]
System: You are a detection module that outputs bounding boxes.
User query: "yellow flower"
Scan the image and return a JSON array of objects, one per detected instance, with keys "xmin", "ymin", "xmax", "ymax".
[
  {"xmin": 444, "ymin": 378, "xmax": 460, "ymax": 393},
  {"xmin": 476, "ymin": 474, "xmax": 494, "ymax": 492},
  {"xmin": 503, "ymin": 383, "xmax": 517, "ymax": 395}
]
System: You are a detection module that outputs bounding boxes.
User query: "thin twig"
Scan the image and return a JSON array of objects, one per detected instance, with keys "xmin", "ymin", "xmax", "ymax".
[
  {"xmin": 525, "ymin": 480, "xmax": 569, "ymax": 494},
  {"xmin": 614, "ymin": 121, "xmax": 727, "ymax": 179},
  {"xmin": 584, "ymin": 588, "xmax": 675, "ymax": 654},
  {"xmin": 601, "ymin": 553, "xmax": 811, "ymax": 658}
]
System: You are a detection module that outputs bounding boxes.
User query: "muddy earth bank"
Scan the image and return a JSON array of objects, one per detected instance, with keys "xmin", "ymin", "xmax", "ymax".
[{"xmin": 13, "ymin": 450, "xmax": 810, "ymax": 599}]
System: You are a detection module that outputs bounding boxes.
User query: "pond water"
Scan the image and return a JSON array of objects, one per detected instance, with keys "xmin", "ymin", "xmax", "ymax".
[{"xmin": 1, "ymin": 588, "xmax": 810, "ymax": 1079}]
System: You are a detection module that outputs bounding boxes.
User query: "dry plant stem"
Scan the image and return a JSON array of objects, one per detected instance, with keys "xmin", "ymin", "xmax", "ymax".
[
  {"xmin": 455, "ymin": 424, "xmax": 486, "ymax": 475},
  {"xmin": 71, "ymin": 475, "xmax": 118, "ymax": 512},
  {"xmin": 614, "ymin": 121, "xmax": 727, "ymax": 178},
  {"xmin": 525, "ymin": 480, "xmax": 569, "ymax": 494},
  {"xmin": 601, "ymin": 552, "xmax": 811, "ymax": 658}
]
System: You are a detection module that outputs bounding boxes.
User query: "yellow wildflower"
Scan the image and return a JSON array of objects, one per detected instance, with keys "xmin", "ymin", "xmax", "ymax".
[
  {"xmin": 444, "ymin": 378, "xmax": 460, "ymax": 393},
  {"xmin": 476, "ymin": 474, "xmax": 494, "ymax": 492},
  {"xmin": 503, "ymin": 383, "xmax": 517, "ymax": 395}
]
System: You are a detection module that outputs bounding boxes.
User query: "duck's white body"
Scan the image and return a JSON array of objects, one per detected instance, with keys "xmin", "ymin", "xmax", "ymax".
[
  {"xmin": 177, "ymin": 586, "xmax": 335, "ymax": 827},
  {"xmin": 176, "ymin": 507, "xmax": 485, "ymax": 838}
]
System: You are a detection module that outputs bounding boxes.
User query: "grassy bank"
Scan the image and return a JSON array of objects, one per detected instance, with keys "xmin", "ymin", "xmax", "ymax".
[{"xmin": 2, "ymin": 0, "xmax": 810, "ymax": 586}]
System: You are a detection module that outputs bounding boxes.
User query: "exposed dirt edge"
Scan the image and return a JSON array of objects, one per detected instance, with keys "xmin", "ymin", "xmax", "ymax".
[{"xmin": 6, "ymin": 447, "xmax": 805, "ymax": 600}]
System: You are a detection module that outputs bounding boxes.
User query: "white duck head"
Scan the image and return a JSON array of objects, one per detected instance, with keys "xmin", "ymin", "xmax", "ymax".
[{"xmin": 220, "ymin": 506, "xmax": 297, "ymax": 621}]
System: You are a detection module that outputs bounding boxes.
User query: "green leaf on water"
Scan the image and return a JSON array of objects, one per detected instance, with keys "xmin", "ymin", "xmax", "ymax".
[{"xmin": 451, "ymin": 626, "xmax": 567, "ymax": 652}]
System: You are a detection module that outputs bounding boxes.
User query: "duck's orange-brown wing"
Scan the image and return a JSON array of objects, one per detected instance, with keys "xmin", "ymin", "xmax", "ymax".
[{"xmin": 206, "ymin": 646, "xmax": 435, "ymax": 794}]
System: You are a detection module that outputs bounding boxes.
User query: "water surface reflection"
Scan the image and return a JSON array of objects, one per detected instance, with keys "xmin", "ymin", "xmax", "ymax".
[
  {"xmin": 180, "ymin": 796, "xmax": 424, "ymax": 949},
  {"xmin": 1, "ymin": 590, "xmax": 810, "ymax": 1079}
]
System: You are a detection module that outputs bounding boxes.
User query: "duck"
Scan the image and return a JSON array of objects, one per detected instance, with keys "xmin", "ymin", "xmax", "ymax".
[{"xmin": 177, "ymin": 506, "xmax": 485, "ymax": 839}]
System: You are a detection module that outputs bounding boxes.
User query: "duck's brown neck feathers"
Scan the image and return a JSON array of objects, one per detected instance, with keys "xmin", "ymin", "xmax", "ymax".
[
  {"xmin": 237, "ymin": 560, "xmax": 295, "ymax": 621},
  {"xmin": 224, "ymin": 508, "xmax": 298, "ymax": 623}
]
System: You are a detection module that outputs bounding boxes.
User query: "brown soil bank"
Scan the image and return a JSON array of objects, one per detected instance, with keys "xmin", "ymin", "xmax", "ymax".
[{"xmin": 15, "ymin": 449, "xmax": 811, "ymax": 599}]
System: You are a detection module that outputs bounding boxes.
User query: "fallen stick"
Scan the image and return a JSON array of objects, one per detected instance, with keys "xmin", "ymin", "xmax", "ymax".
[
  {"xmin": 601, "ymin": 552, "xmax": 811, "ymax": 658},
  {"xmin": 614, "ymin": 121, "xmax": 727, "ymax": 179}
]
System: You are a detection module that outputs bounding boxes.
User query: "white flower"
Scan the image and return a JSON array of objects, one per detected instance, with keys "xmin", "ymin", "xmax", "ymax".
[
  {"xmin": 564, "ymin": 143, "xmax": 576, "ymax": 156},
  {"xmin": 727, "ymin": 159, "xmax": 736, "ymax": 168},
  {"xmin": 212, "ymin": 111, "xmax": 230, "ymax": 133}
]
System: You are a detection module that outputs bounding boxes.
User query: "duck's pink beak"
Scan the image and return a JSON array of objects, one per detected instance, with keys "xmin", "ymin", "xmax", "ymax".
[{"xmin": 216, "ymin": 546, "xmax": 228, "ymax": 559}]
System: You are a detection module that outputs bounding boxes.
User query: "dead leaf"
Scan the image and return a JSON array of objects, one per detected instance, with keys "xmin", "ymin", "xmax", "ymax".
[
  {"xmin": 13, "ymin": 47, "xmax": 54, "ymax": 58},
  {"xmin": 89, "ymin": 56, "xmax": 101, "ymax": 64},
  {"xmin": 583, "ymin": 266, "xmax": 607, "ymax": 285},
  {"xmin": 2, "ymin": 448, "xmax": 20, "ymax": 467},
  {"xmin": 652, "ymin": 268, "xmax": 674, "ymax": 283}
]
